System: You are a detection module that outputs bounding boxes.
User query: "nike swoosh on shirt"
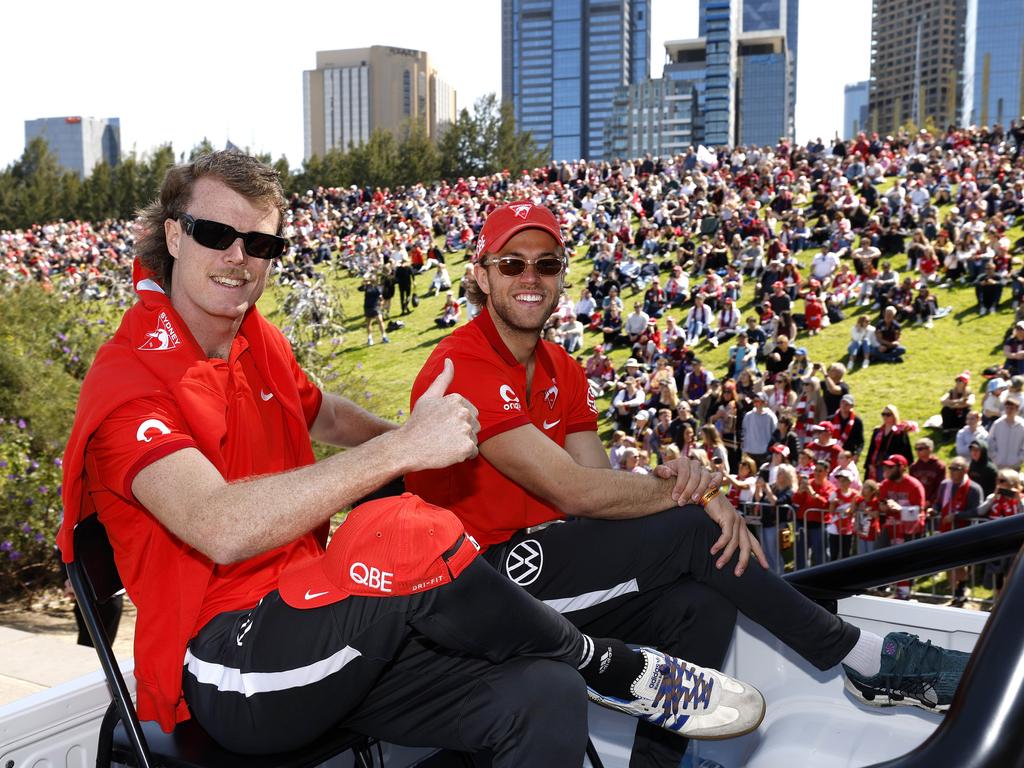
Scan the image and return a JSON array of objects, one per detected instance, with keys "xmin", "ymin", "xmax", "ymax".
[
  {"xmin": 543, "ymin": 419, "xmax": 561, "ymax": 430},
  {"xmin": 305, "ymin": 589, "xmax": 329, "ymax": 601},
  {"xmin": 260, "ymin": 390, "xmax": 274, "ymax": 401}
]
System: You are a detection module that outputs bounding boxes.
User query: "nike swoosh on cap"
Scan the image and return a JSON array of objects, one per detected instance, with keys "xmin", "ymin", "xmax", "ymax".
[{"xmin": 304, "ymin": 589, "xmax": 329, "ymax": 600}]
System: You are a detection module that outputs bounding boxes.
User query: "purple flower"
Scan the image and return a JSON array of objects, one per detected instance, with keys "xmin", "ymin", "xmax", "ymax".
[
  {"xmin": 44, "ymin": 359, "xmax": 53, "ymax": 366},
  {"xmin": 0, "ymin": 460, "xmax": 7, "ymax": 469},
  {"xmin": 0, "ymin": 541, "xmax": 11, "ymax": 552},
  {"xmin": 34, "ymin": 533, "xmax": 44, "ymax": 543},
  {"xmin": 357, "ymin": 362, "xmax": 363, "ymax": 370},
  {"xmin": 62, "ymin": 346, "xmax": 71, "ymax": 355},
  {"xmin": 71, "ymin": 356, "xmax": 79, "ymax": 362},
  {"xmin": 396, "ymin": 409, "xmax": 404, "ymax": 417},
  {"xmin": 56, "ymin": 484, "xmax": 62, "ymax": 495},
  {"xmin": 57, "ymin": 332, "xmax": 66, "ymax": 341},
  {"xmin": 24, "ymin": 498, "xmax": 33, "ymax": 506},
  {"xmin": 364, "ymin": 391, "xmax": 372, "ymax": 400},
  {"xmin": 38, "ymin": 486, "xmax": 49, "ymax": 494},
  {"xmin": 20, "ymin": 522, "xmax": 30, "ymax": 533},
  {"xmin": 8, "ymin": 550, "xmax": 22, "ymax": 561},
  {"xmin": 16, "ymin": 419, "xmax": 26, "ymax": 430},
  {"xmin": 53, "ymin": 457, "xmax": 62, "ymax": 467}
]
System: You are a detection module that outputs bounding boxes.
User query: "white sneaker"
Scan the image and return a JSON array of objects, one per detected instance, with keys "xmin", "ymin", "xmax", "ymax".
[
  {"xmin": 367, "ymin": 335, "xmax": 374, "ymax": 346},
  {"xmin": 863, "ymin": 356, "xmax": 871, "ymax": 368},
  {"xmin": 586, "ymin": 647, "xmax": 765, "ymax": 740}
]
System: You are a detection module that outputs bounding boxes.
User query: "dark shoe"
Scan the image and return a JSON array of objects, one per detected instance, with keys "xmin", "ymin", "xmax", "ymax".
[{"xmin": 842, "ymin": 632, "xmax": 970, "ymax": 712}]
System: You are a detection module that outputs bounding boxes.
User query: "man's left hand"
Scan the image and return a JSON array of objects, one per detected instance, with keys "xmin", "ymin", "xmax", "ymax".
[
  {"xmin": 704, "ymin": 494, "xmax": 769, "ymax": 576},
  {"xmin": 654, "ymin": 457, "xmax": 723, "ymax": 505}
]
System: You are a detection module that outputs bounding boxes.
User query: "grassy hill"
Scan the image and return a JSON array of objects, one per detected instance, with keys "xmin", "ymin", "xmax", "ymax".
[{"xmin": 279, "ymin": 219, "xmax": 1024, "ymax": 464}]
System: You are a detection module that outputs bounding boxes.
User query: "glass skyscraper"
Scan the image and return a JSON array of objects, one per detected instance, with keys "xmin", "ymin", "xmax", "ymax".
[
  {"xmin": 23, "ymin": 117, "xmax": 120, "ymax": 178},
  {"xmin": 502, "ymin": 0, "xmax": 651, "ymax": 161},
  {"xmin": 699, "ymin": 0, "xmax": 797, "ymax": 147},
  {"xmin": 963, "ymin": 0, "xmax": 1024, "ymax": 127}
]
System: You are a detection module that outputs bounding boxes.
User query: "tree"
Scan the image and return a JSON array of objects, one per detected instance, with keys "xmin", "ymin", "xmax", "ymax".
[{"xmin": 396, "ymin": 119, "xmax": 440, "ymax": 187}]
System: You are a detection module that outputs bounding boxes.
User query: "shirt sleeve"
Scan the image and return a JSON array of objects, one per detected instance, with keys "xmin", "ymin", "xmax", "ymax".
[
  {"xmin": 562, "ymin": 354, "xmax": 599, "ymax": 435},
  {"xmin": 86, "ymin": 397, "xmax": 199, "ymax": 501},
  {"xmin": 288, "ymin": 353, "xmax": 324, "ymax": 428},
  {"xmin": 418, "ymin": 355, "xmax": 531, "ymax": 444}
]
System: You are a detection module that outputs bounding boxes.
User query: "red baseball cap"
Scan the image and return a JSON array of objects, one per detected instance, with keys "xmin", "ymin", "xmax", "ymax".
[
  {"xmin": 770, "ymin": 444, "xmax": 790, "ymax": 457},
  {"xmin": 278, "ymin": 493, "xmax": 479, "ymax": 609},
  {"xmin": 816, "ymin": 421, "xmax": 837, "ymax": 436},
  {"xmin": 474, "ymin": 201, "xmax": 565, "ymax": 262},
  {"xmin": 882, "ymin": 454, "xmax": 909, "ymax": 467}
]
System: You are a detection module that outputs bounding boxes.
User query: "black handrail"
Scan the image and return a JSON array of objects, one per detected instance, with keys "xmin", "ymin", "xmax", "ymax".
[
  {"xmin": 784, "ymin": 514, "xmax": 1024, "ymax": 601},
  {"xmin": 865, "ymin": 550, "xmax": 1024, "ymax": 768},
  {"xmin": 773, "ymin": 515, "xmax": 1024, "ymax": 768}
]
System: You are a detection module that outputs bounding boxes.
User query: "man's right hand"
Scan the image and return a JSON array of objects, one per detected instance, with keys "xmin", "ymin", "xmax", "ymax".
[{"xmin": 401, "ymin": 359, "xmax": 480, "ymax": 470}]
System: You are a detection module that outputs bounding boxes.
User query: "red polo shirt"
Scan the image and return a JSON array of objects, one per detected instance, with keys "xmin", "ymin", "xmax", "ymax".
[{"xmin": 406, "ymin": 309, "xmax": 598, "ymax": 550}]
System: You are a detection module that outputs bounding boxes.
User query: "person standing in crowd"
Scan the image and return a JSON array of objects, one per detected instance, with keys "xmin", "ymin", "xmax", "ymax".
[
  {"xmin": 988, "ymin": 395, "xmax": 1024, "ymax": 469},
  {"xmin": 934, "ymin": 458, "xmax": 984, "ymax": 607},
  {"xmin": 394, "ymin": 256, "xmax": 414, "ymax": 315},
  {"xmin": 751, "ymin": 463, "xmax": 795, "ymax": 575},
  {"xmin": 864, "ymin": 404, "xmax": 914, "ymax": 482},
  {"xmin": 877, "ymin": 455, "xmax": 927, "ymax": 598},
  {"xmin": 792, "ymin": 461, "xmax": 835, "ymax": 569},
  {"xmin": 358, "ymin": 274, "xmax": 389, "ymax": 346},
  {"xmin": 827, "ymin": 470, "xmax": 860, "ymax": 561},
  {"xmin": 956, "ymin": 411, "xmax": 988, "ymax": 459},
  {"xmin": 909, "ymin": 438, "xmax": 946, "ymax": 509},
  {"xmin": 741, "ymin": 392, "xmax": 777, "ymax": 468},
  {"xmin": 830, "ymin": 394, "xmax": 864, "ymax": 458}
]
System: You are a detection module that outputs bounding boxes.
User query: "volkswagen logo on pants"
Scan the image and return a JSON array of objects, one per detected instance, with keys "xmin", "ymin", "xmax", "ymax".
[{"xmin": 505, "ymin": 539, "xmax": 543, "ymax": 586}]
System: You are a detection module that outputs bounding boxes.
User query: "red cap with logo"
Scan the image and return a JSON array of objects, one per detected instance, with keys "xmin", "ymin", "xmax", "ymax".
[
  {"xmin": 882, "ymin": 454, "xmax": 909, "ymax": 467},
  {"xmin": 474, "ymin": 201, "xmax": 565, "ymax": 262},
  {"xmin": 278, "ymin": 493, "xmax": 480, "ymax": 609}
]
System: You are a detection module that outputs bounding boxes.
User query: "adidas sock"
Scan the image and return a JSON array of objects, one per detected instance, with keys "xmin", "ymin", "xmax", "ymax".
[
  {"xmin": 578, "ymin": 636, "xmax": 645, "ymax": 699},
  {"xmin": 842, "ymin": 630, "xmax": 884, "ymax": 677}
]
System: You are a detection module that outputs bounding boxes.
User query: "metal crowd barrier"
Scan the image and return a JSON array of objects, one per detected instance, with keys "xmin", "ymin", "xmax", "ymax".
[{"xmin": 737, "ymin": 501, "xmax": 1004, "ymax": 608}]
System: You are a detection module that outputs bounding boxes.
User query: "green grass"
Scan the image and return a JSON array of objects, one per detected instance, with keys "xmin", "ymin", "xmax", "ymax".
[{"xmin": 277, "ymin": 217, "xmax": 1024, "ymax": 466}]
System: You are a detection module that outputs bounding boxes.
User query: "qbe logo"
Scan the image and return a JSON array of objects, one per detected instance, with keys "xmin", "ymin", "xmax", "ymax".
[
  {"xmin": 349, "ymin": 562, "xmax": 394, "ymax": 593},
  {"xmin": 499, "ymin": 384, "xmax": 522, "ymax": 411}
]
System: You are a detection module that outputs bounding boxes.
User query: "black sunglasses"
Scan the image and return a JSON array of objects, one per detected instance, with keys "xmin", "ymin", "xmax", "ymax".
[
  {"xmin": 178, "ymin": 214, "xmax": 288, "ymax": 260},
  {"xmin": 481, "ymin": 256, "xmax": 566, "ymax": 277}
]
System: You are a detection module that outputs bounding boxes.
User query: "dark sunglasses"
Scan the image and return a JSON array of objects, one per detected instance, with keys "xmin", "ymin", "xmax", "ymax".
[
  {"xmin": 179, "ymin": 214, "xmax": 288, "ymax": 260},
  {"xmin": 482, "ymin": 256, "xmax": 566, "ymax": 277}
]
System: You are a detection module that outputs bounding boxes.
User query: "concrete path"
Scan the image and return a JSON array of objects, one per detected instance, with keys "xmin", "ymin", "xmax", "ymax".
[{"xmin": 0, "ymin": 602, "xmax": 136, "ymax": 708}]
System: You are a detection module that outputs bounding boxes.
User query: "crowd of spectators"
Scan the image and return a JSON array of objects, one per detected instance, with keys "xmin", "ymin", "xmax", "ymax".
[{"xmin": 4, "ymin": 122, "xmax": 1024, "ymax": 600}]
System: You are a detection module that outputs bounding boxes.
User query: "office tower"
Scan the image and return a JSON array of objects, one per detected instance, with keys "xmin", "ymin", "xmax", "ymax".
[
  {"xmin": 23, "ymin": 117, "xmax": 120, "ymax": 178},
  {"xmin": 844, "ymin": 81, "xmax": 871, "ymax": 138},
  {"xmin": 604, "ymin": 40, "xmax": 706, "ymax": 159},
  {"xmin": 868, "ymin": 0, "xmax": 967, "ymax": 136},
  {"xmin": 501, "ymin": 0, "xmax": 651, "ymax": 162},
  {"xmin": 699, "ymin": 0, "xmax": 797, "ymax": 147},
  {"xmin": 303, "ymin": 46, "xmax": 456, "ymax": 161},
  {"xmin": 963, "ymin": 0, "xmax": 1024, "ymax": 127},
  {"xmin": 607, "ymin": 0, "xmax": 795, "ymax": 155}
]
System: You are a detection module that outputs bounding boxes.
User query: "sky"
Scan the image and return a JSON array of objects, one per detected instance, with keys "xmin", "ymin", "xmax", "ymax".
[{"xmin": 0, "ymin": 0, "xmax": 871, "ymax": 171}]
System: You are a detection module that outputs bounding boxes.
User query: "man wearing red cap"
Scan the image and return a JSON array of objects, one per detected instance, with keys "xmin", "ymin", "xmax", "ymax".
[
  {"xmin": 57, "ymin": 155, "xmax": 762, "ymax": 767},
  {"xmin": 409, "ymin": 200, "xmax": 971, "ymax": 768}
]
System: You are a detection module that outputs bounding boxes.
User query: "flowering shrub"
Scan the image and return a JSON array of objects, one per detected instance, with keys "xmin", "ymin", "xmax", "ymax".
[{"xmin": 0, "ymin": 417, "xmax": 64, "ymax": 597}]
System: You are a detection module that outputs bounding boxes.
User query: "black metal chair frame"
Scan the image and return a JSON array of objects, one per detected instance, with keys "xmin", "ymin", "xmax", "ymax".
[{"xmin": 67, "ymin": 514, "xmax": 375, "ymax": 768}]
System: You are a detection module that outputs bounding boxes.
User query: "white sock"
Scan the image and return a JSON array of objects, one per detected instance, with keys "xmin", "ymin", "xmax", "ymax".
[{"xmin": 842, "ymin": 630, "xmax": 884, "ymax": 677}]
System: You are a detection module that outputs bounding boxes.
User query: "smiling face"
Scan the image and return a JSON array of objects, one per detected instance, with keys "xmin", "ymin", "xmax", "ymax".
[
  {"xmin": 164, "ymin": 177, "xmax": 277, "ymax": 352},
  {"xmin": 474, "ymin": 228, "xmax": 564, "ymax": 335}
]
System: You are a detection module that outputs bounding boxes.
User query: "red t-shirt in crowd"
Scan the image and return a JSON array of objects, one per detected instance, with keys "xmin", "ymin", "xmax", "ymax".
[
  {"xmin": 406, "ymin": 309, "xmax": 598, "ymax": 550},
  {"xmin": 84, "ymin": 334, "xmax": 325, "ymax": 634},
  {"xmin": 828, "ymin": 487, "xmax": 860, "ymax": 536},
  {"xmin": 878, "ymin": 472, "xmax": 927, "ymax": 537},
  {"xmin": 793, "ymin": 478, "xmax": 834, "ymax": 523}
]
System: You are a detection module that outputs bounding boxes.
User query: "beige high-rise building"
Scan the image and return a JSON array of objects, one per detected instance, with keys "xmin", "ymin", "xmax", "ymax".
[
  {"xmin": 868, "ymin": 0, "xmax": 966, "ymax": 136},
  {"xmin": 303, "ymin": 46, "xmax": 457, "ymax": 161}
]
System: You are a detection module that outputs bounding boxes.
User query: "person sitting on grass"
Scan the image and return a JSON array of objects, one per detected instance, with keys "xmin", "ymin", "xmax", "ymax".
[
  {"xmin": 872, "ymin": 306, "xmax": 906, "ymax": 364},
  {"xmin": 434, "ymin": 291, "xmax": 461, "ymax": 328}
]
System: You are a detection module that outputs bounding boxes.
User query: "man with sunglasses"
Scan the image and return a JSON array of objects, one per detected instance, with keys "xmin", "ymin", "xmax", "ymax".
[
  {"xmin": 408, "ymin": 200, "xmax": 973, "ymax": 768},
  {"xmin": 60, "ymin": 153, "xmax": 764, "ymax": 766}
]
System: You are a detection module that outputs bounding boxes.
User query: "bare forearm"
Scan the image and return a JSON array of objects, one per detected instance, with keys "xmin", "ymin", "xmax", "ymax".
[
  {"xmin": 159, "ymin": 431, "xmax": 413, "ymax": 564},
  {"xmin": 561, "ymin": 467, "xmax": 680, "ymax": 519}
]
